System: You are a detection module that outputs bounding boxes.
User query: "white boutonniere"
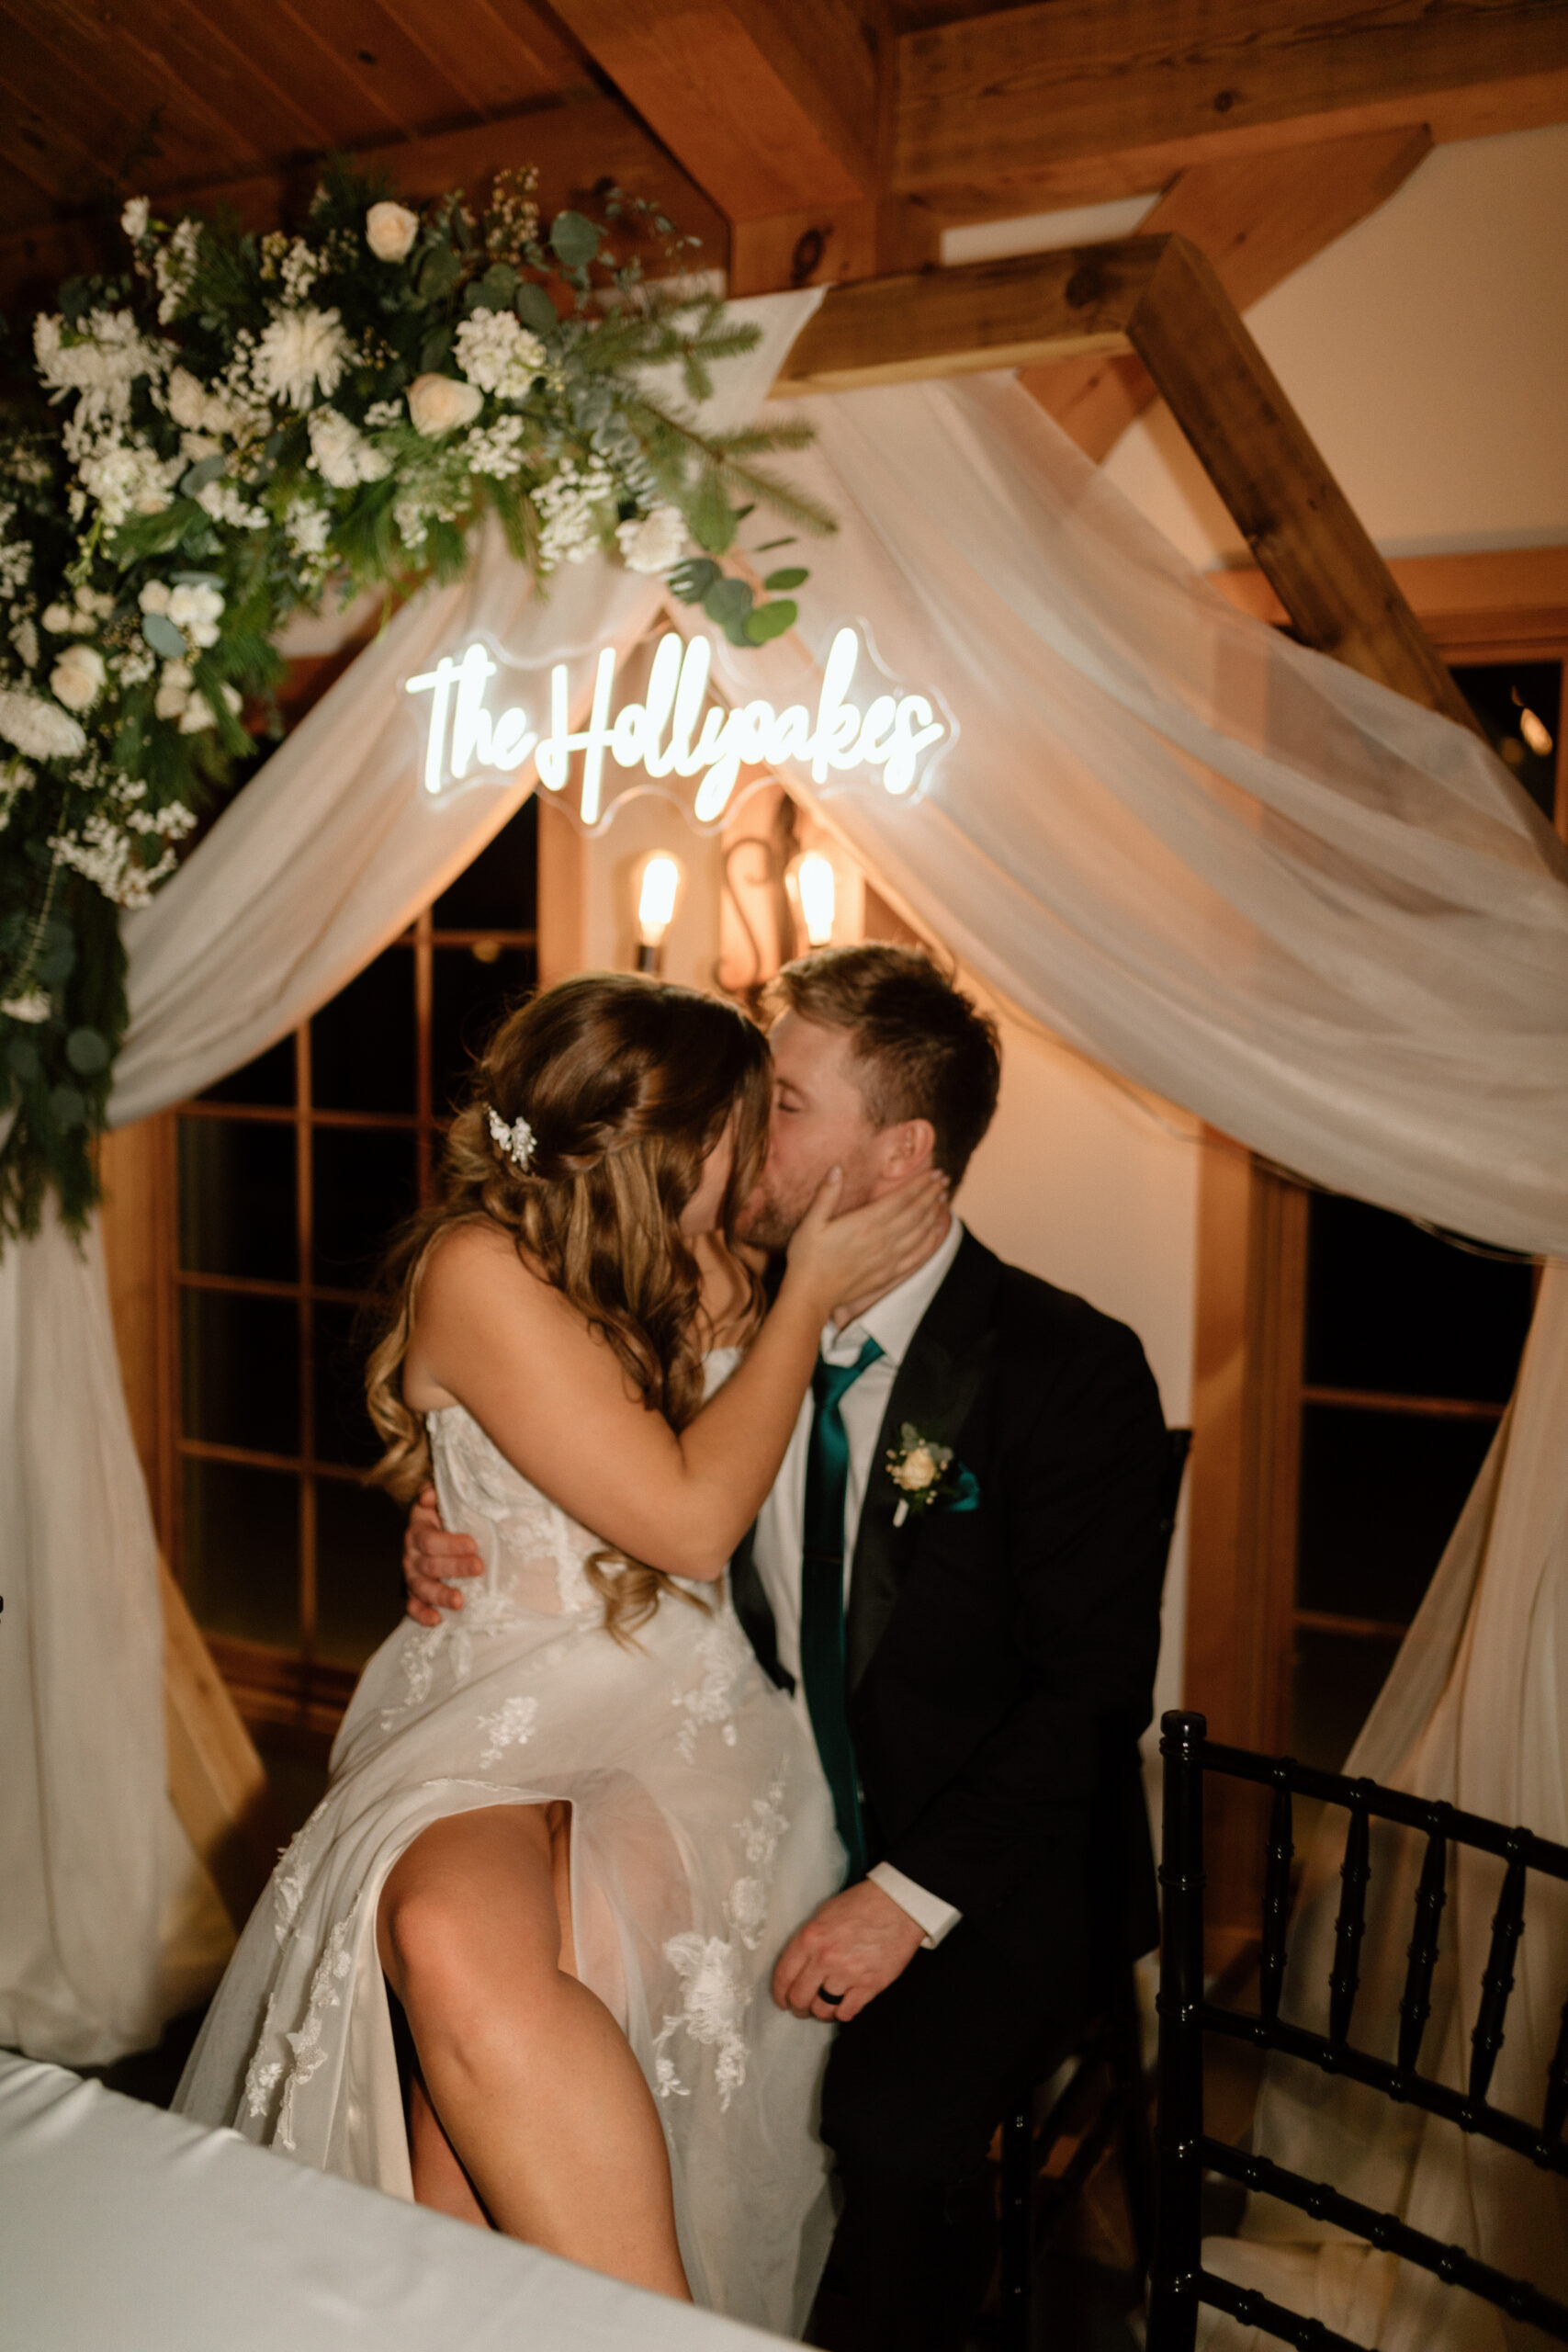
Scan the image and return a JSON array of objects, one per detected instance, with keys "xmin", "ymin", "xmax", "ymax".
[{"xmin": 885, "ymin": 1422, "xmax": 979, "ymax": 1526}]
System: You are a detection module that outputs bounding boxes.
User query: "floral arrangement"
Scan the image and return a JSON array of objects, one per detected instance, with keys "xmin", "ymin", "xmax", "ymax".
[{"xmin": 0, "ymin": 162, "xmax": 829, "ymax": 1242}]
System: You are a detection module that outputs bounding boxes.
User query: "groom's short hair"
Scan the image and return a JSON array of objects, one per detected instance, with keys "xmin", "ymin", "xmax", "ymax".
[{"xmin": 769, "ymin": 944, "xmax": 1001, "ymax": 1183}]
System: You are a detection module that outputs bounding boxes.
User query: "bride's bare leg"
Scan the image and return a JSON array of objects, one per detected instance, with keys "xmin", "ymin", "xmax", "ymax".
[{"xmin": 378, "ymin": 1803, "xmax": 690, "ymax": 2299}]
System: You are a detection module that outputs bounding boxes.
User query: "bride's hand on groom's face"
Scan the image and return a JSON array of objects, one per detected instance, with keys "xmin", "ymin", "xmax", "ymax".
[
  {"xmin": 773, "ymin": 1880, "xmax": 926, "ymax": 2024},
  {"xmin": 785, "ymin": 1166, "xmax": 950, "ymax": 1321},
  {"xmin": 402, "ymin": 1485, "xmax": 482, "ymax": 1627}
]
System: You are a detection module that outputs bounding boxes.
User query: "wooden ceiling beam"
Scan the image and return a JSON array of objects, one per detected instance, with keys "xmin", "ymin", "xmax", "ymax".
[
  {"xmin": 0, "ymin": 92, "xmax": 729, "ymax": 315},
  {"xmin": 773, "ymin": 230, "xmax": 1480, "ymax": 731},
  {"xmin": 546, "ymin": 0, "xmax": 881, "ymax": 220},
  {"xmin": 1020, "ymin": 121, "xmax": 1432, "ymax": 462},
  {"xmin": 893, "ymin": 1, "xmax": 1568, "ymax": 218}
]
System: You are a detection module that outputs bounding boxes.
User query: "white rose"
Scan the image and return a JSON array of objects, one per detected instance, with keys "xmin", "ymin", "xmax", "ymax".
[
  {"xmin": 154, "ymin": 659, "xmax": 193, "ymax": 720},
  {"xmin": 616, "ymin": 504, "xmax": 687, "ymax": 575},
  {"xmin": 407, "ymin": 372, "xmax": 483, "ymax": 437},
  {"xmin": 891, "ymin": 1445, "xmax": 939, "ymax": 1493},
  {"xmin": 41, "ymin": 603, "xmax": 74, "ymax": 634},
  {"xmin": 178, "ymin": 691, "xmax": 216, "ymax": 735},
  {"xmin": 51, "ymin": 643, "xmax": 107, "ymax": 711},
  {"xmin": 166, "ymin": 366, "xmax": 208, "ymax": 429},
  {"xmin": 139, "ymin": 580, "xmax": 173, "ymax": 616},
  {"xmin": 367, "ymin": 201, "xmax": 419, "ymax": 264}
]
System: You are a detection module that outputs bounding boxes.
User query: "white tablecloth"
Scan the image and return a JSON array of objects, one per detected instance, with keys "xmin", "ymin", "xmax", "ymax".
[{"xmin": 0, "ymin": 2055, "xmax": 786, "ymax": 2350}]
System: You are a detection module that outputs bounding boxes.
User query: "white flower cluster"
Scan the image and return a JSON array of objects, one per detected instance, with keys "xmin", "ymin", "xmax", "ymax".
[
  {"xmin": 0, "ymin": 756, "xmax": 34, "ymax": 836},
  {"xmin": 308, "ymin": 406, "xmax": 391, "ymax": 489},
  {"xmin": 615, "ymin": 504, "xmax": 686, "ymax": 575},
  {"xmin": 0, "ymin": 986, "xmax": 51, "ymax": 1024},
  {"xmin": 41, "ymin": 584, "xmax": 112, "ymax": 635},
  {"xmin": 34, "ymin": 309, "xmax": 164, "ymax": 423},
  {"xmin": 284, "ymin": 498, "xmax": 333, "ymax": 565},
  {"xmin": 455, "ymin": 308, "xmax": 547, "ymax": 400},
  {"xmin": 72, "ymin": 433, "xmax": 183, "ymax": 530},
  {"xmin": 535, "ymin": 456, "xmax": 616, "ymax": 569},
  {"xmin": 0, "ymin": 685, "xmax": 86, "ymax": 761},
  {"xmin": 120, "ymin": 196, "xmax": 150, "ymax": 244},
  {"xmin": 141, "ymin": 576, "xmax": 224, "ymax": 649},
  {"xmin": 261, "ymin": 234, "xmax": 321, "ymax": 303},
  {"xmin": 51, "ymin": 642, "xmax": 106, "ymax": 710},
  {"xmin": 0, "ymin": 501, "xmax": 30, "ymax": 603},
  {"xmin": 47, "ymin": 759, "xmax": 197, "ymax": 908},
  {"xmin": 155, "ymin": 218, "xmax": 203, "ymax": 323},
  {"xmin": 254, "ymin": 306, "xmax": 353, "ymax": 410},
  {"xmin": 463, "ymin": 413, "xmax": 528, "ymax": 479},
  {"xmin": 153, "ymin": 659, "xmax": 241, "ymax": 735},
  {"xmin": 165, "ymin": 365, "xmax": 259, "ymax": 442}
]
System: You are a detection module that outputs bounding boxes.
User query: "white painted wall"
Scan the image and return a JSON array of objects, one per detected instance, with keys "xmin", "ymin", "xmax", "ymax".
[{"xmin": 1104, "ymin": 123, "xmax": 1568, "ymax": 569}]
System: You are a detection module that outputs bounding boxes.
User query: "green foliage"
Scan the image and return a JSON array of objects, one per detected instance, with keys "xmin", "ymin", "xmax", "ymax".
[{"xmin": 0, "ymin": 156, "xmax": 837, "ymax": 1248}]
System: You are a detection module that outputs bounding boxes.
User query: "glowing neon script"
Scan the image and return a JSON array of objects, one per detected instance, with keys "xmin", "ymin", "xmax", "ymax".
[{"xmin": 404, "ymin": 626, "xmax": 948, "ymax": 826}]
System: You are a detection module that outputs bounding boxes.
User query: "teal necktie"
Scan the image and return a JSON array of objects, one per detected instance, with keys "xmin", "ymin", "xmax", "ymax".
[{"xmin": 800, "ymin": 1336, "xmax": 884, "ymax": 1880}]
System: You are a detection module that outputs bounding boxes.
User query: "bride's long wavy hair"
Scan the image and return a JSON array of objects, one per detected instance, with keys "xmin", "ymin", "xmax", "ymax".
[{"xmin": 365, "ymin": 973, "xmax": 772, "ymax": 1643}]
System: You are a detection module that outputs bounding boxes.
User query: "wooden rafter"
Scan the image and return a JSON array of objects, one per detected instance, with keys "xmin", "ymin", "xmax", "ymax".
[
  {"xmin": 774, "ymin": 232, "xmax": 1480, "ymax": 731},
  {"xmin": 893, "ymin": 0, "xmax": 1568, "ymax": 215},
  {"xmin": 1020, "ymin": 122, "xmax": 1433, "ymax": 462}
]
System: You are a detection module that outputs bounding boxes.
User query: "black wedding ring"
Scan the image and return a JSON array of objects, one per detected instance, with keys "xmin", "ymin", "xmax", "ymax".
[{"xmin": 818, "ymin": 1985, "xmax": 846, "ymax": 2006}]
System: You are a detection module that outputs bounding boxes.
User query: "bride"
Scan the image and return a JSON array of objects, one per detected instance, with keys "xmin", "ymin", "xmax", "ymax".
[{"xmin": 175, "ymin": 972, "xmax": 946, "ymax": 2333}]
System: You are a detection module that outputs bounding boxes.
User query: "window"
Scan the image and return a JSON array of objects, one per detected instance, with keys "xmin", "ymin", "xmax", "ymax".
[{"xmin": 166, "ymin": 801, "xmax": 537, "ymax": 1740}]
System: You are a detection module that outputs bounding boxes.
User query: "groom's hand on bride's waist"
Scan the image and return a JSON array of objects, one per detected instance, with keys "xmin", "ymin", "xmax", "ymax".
[
  {"xmin": 773, "ymin": 1880, "xmax": 926, "ymax": 2024},
  {"xmin": 403, "ymin": 1485, "xmax": 483, "ymax": 1626}
]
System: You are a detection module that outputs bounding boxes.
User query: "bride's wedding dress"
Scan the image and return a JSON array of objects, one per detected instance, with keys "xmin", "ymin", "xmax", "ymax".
[{"xmin": 175, "ymin": 1349, "xmax": 841, "ymax": 2333}]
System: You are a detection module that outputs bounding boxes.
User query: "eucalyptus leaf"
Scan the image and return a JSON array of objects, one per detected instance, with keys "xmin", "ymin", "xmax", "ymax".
[
  {"xmin": 36, "ymin": 940, "xmax": 74, "ymax": 986},
  {"xmin": 6, "ymin": 1040, "xmax": 41, "ymax": 1084},
  {"xmin": 49, "ymin": 1085, "xmax": 86, "ymax": 1131},
  {"xmin": 762, "ymin": 566, "xmax": 807, "ymax": 593},
  {"xmin": 549, "ymin": 210, "xmax": 601, "ymax": 271},
  {"xmin": 142, "ymin": 611, "xmax": 186, "ymax": 660},
  {"xmin": 65, "ymin": 1026, "xmax": 109, "ymax": 1075},
  {"xmin": 746, "ymin": 598, "xmax": 797, "ymax": 644},
  {"xmin": 416, "ymin": 243, "xmax": 462, "ymax": 300},
  {"xmin": 667, "ymin": 557, "xmax": 718, "ymax": 605},
  {"xmin": 419, "ymin": 325, "xmax": 453, "ymax": 372},
  {"xmin": 703, "ymin": 576, "xmax": 753, "ymax": 633},
  {"xmin": 514, "ymin": 283, "xmax": 558, "ymax": 335},
  {"xmin": 474, "ymin": 263, "xmax": 519, "ymax": 310},
  {"xmin": 171, "ymin": 570, "xmax": 224, "ymax": 588},
  {"xmin": 180, "ymin": 453, "xmax": 227, "ymax": 494}
]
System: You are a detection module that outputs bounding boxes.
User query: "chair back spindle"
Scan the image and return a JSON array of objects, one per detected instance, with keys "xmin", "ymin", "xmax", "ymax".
[
  {"xmin": 1327, "ymin": 1797, "xmax": 1371, "ymax": 2052},
  {"xmin": 1468, "ymin": 1847, "xmax": 1528, "ymax": 2105},
  {"xmin": 1260, "ymin": 1773, "xmax": 1293, "ymax": 2027},
  {"xmin": 1396, "ymin": 1822, "xmax": 1448, "ymax": 2075}
]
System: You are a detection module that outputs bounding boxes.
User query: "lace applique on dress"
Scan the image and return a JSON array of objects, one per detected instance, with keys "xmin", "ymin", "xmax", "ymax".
[
  {"xmin": 478, "ymin": 1693, "xmax": 538, "ymax": 1763},
  {"xmin": 272, "ymin": 1802, "xmax": 329, "ymax": 1942},
  {"xmin": 673, "ymin": 1613, "xmax": 752, "ymax": 1763},
  {"xmin": 652, "ymin": 1931, "xmax": 750, "ymax": 2112},
  {"xmin": 275, "ymin": 1913, "xmax": 356, "ymax": 2153},
  {"xmin": 727, "ymin": 1766, "xmax": 792, "ymax": 1951}
]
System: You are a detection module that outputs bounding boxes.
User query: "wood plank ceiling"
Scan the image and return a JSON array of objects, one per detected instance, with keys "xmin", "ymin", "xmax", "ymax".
[{"xmin": 3, "ymin": 0, "xmax": 1567, "ymax": 462}]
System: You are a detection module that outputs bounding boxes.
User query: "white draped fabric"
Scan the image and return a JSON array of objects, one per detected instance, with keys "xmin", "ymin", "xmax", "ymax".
[{"xmin": 1201, "ymin": 1262, "xmax": 1568, "ymax": 2350}]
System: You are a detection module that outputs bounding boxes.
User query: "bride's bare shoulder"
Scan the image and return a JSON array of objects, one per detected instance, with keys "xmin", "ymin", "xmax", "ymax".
[{"xmin": 420, "ymin": 1217, "xmax": 554, "ymax": 1321}]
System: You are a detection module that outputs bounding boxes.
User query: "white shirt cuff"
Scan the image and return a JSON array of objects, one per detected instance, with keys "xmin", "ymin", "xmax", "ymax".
[{"xmin": 867, "ymin": 1861, "xmax": 962, "ymax": 1949}]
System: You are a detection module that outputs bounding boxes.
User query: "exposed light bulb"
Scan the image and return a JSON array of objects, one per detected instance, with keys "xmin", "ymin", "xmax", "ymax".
[
  {"xmin": 796, "ymin": 851, "xmax": 836, "ymax": 946},
  {"xmin": 1519, "ymin": 706, "xmax": 1553, "ymax": 757},
  {"xmin": 637, "ymin": 852, "xmax": 682, "ymax": 948}
]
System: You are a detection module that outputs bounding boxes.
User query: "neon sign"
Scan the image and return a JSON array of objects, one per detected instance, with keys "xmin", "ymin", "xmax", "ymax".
[{"xmin": 404, "ymin": 624, "xmax": 950, "ymax": 831}]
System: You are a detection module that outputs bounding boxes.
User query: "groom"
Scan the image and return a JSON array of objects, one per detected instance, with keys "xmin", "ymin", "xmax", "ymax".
[{"xmin": 403, "ymin": 945, "xmax": 1168, "ymax": 2351}]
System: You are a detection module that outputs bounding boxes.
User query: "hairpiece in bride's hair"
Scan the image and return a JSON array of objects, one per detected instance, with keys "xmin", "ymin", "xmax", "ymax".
[{"xmin": 486, "ymin": 1103, "xmax": 536, "ymax": 1173}]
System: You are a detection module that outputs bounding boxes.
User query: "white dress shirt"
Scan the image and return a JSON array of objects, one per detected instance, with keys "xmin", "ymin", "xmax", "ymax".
[{"xmin": 750, "ymin": 1214, "xmax": 965, "ymax": 1948}]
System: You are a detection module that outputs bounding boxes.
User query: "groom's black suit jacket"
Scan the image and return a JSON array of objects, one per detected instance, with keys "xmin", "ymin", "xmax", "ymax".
[{"xmin": 730, "ymin": 1230, "xmax": 1168, "ymax": 1980}]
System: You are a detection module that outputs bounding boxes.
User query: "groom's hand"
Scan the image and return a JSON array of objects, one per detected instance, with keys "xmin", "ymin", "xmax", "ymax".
[
  {"xmin": 402, "ymin": 1485, "xmax": 482, "ymax": 1626},
  {"xmin": 773, "ymin": 1880, "xmax": 926, "ymax": 2024}
]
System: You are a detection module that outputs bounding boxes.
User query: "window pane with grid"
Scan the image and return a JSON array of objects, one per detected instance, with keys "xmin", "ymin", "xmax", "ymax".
[{"xmin": 169, "ymin": 798, "xmax": 539, "ymax": 1724}]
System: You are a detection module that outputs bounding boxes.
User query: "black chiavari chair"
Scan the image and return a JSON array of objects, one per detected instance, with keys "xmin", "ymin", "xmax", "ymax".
[{"xmin": 1148, "ymin": 1709, "xmax": 1568, "ymax": 2351}]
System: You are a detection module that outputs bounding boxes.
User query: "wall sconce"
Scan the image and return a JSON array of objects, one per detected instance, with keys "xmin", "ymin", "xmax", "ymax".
[
  {"xmin": 635, "ymin": 851, "xmax": 682, "ymax": 974},
  {"xmin": 792, "ymin": 851, "xmax": 836, "ymax": 948}
]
